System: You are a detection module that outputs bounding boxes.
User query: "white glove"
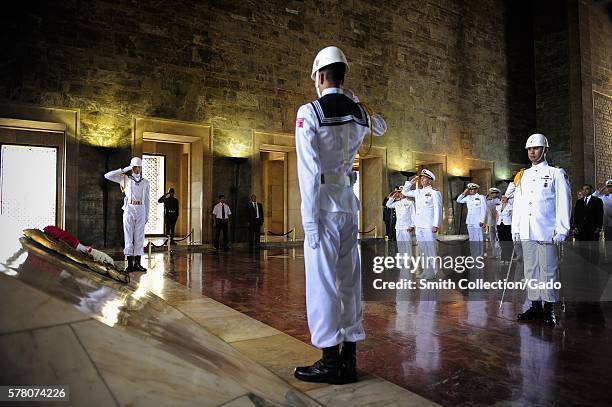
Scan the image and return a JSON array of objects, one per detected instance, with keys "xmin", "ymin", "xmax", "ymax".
[
  {"xmin": 512, "ymin": 233, "xmax": 521, "ymax": 242},
  {"xmin": 303, "ymin": 222, "xmax": 320, "ymax": 249},
  {"xmin": 306, "ymin": 232, "xmax": 320, "ymax": 249},
  {"xmin": 90, "ymin": 248, "xmax": 114, "ymax": 265},
  {"xmin": 553, "ymin": 233, "xmax": 566, "ymax": 245},
  {"xmin": 122, "ymin": 165, "xmax": 133, "ymax": 173}
]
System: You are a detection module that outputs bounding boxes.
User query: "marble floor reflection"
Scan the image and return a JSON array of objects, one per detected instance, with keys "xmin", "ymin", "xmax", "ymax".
[
  {"xmin": 159, "ymin": 240, "xmax": 612, "ymax": 407},
  {"xmin": 0, "ymin": 234, "xmax": 432, "ymax": 406}
]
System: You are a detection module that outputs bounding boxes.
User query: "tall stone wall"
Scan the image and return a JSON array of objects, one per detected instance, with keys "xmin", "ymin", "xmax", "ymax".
[{"xmin": 0, "ymin": 0, "xmax": 558, "ymax": 244}]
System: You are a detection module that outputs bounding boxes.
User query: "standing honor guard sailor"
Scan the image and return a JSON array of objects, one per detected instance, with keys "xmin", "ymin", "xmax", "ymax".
[
  {"xmin": 401, "ymin": 169, "xmax": 443, "ymax": 278},
  {"xmin": 104, "ymin": 157, "xmax": 150, "ymax": 272},
  {"xmin": 456, "ymin": 183, "xmax": 487, "ymax": 243},
  {"xmin": 512, "ymin": 133, "xmax": 571, "ymax": 326},
  {"xmin": 294, "ymin": 46, "xmax": 387, "ymax": 384},
  {"xmin": 386, "ymin": 187, "xmax": 416, "ymax": 255}
]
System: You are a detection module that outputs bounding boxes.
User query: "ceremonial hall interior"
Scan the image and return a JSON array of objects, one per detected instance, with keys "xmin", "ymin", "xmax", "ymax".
[{"xmin": 1, "ymin": 0, "xmax": 611, "ymax": 406}]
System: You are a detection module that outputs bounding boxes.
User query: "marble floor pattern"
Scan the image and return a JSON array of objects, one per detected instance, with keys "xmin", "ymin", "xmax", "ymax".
[
  {"xmin": 0, "ymin": 236, "xmax": 433, "ymax": 406},
  {"xmin": 159, "ymin": 240, "xmax": 612, "ymax": 407}
]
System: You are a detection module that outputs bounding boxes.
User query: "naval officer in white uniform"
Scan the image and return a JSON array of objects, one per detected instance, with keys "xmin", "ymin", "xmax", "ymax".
[
  {"xmin": 512, "ymin": 133, "xmax": 571, "ymax": 326},
  {"xmin": 401, "ymin": 169, "xmax": 442, "ymax": 278},
  {"xmin": 294, "ymin": 46, "xmax": 387, "ymax": 384},
  {"xmin": 104, "ymin": 157, "xmax": 150, "ymax": 272},
  {"xmin": 456, "ymin": 183, "xmax": 487, "ymax": 243},
  {"xmin": 386, "ymin": 187, "xmax": 416, "ymax": 255}
]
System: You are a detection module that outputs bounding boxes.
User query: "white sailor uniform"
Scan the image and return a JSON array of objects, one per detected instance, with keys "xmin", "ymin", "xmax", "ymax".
[
  {"xmin": 456, "ymin": 193, "xmax": 487, "ymax": 242},
  {"xmin": 511, "ymin": 161, "xmax": 571, "ymax": 302},
  {"xmin": 401, "ymin": 179, "xmax": 442, "ymax": 277},
  {"xmin": 386, "ymin": 197, "xmax": 416, "ymax": 254},
  {"xmin": 296, "ymin": 87, "xmax": 387, "ymax": 348},
  {"xmin": 104, "ymin": 168, "xmax": 150, "ymax": 256}
]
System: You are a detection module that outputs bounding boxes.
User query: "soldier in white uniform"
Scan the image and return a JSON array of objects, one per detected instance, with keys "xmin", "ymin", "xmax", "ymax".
[
  {"xmin": 593, "ymin": 179, "xmax": 612, "ymax": 241},
  {"xmin": 401, "ymin": 169, "xmax": 442, "ymax": 278},
  {"xmin": 486, "ymin": 188, "xmax": 501, "ymax": 241},
  {"xmin": 386, "ymin": 187, "xmax": 416, "ymax": 255},
  {"xmin": 457, "ymin": 183, "xmax": 487, "ymax": 242},
  {"xmin": 512, "ymin": 133, "xmax": 571, "ymax": 326},
  {"xmin": 294, "ymin": 46, "xmax": 387, "ymax": 384},
  {"xmin": 104, "ymin": 157, "xmax": 150, "ymax": 272}
]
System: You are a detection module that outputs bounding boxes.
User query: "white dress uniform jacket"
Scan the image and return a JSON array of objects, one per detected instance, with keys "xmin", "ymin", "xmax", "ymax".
[
  {"xmin": 386, "ymin": 198, "xmax": 415, "ymax": 230},
  {"xmin": 400, "ymin": 180, "xmax": 442, "ymax": 230},
  {"xmin": 496, "ymin": 201, "xmax": 513, "ymax": 225},
  {"xmin": 104, "ymin": 168, "xmax": 150, "ymax": 256},
  {"xmin": 456, "ymin": 193, "xmax": 487, "ymax": 226},
  {"xmin": 296, "ymin": 87, "xmax": 387, "ymax": 349},
  {"xmin": 511, "ymin": 161, "xmax": 571, "ymax": 241},
  {"xmin": 511, "ymin": 160, "xmax": 571, "ymax": 303}
]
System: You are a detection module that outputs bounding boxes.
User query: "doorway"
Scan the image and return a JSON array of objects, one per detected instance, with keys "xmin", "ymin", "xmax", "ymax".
[
  {"xmin": 143, "ymin": 135, "xmax": 191, "ymax": 239},
  {"xmin": 261, "ymin": 151, "xmax": 287, "ymax": 240}
]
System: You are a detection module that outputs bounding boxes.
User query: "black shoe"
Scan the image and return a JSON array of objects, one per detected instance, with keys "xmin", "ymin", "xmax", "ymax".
[
  {"xmin": 340, "ymin": 342, "xmax": 358, "ymax": 383},
  {"xmin": 543, "ymin": 302, "xmax": 557, "ymax": 326},
  {"xmin": 517, "ymin": 301, "xmax": 543, "ymax": 321},
  {"xmin": 133, "ymin": 256, "xmax": 147, "ymax": 272},
  {"xmin": 125, "ymin": 256, "xmax": 135, "ymax": 273},
  {"xmin": 294, "ymin": 346, "xmax": 348, "ymax": 384}
]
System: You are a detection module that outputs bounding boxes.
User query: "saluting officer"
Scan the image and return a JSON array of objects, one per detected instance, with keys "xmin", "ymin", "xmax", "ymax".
[
  {"xmin": 457, "ymin": 183, "xmax": 487, "ymax": 243},
  {"xmin": 512, "ymin": 133, "xmax": 571, "ymax": 326},
  {"xmin": 294, "ymin": 46, "xmax": 387, "ymax": 384},
  {"xmin": 104, "ymin": 157, "xmax": 150, "ymax": 272},
  {"xmin": 593, "ymin": 179, "xmax": 612, "ymax": 241},
  {"xmin": 401, "ymin": 169, "xmax": 442, "ymax": 278},
  {"xmin": 386, "ymin": 186, "xmax": 416, "ymax": 255}
]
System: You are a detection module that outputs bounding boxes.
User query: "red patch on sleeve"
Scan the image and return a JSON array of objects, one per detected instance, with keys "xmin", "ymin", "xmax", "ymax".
[{"xmin": 296, "ymin": 118, "xmax": 304, "ymax": 128}]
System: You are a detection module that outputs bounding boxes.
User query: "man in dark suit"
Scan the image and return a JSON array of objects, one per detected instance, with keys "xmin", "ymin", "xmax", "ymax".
[
  {"xmin": 572, "ymin": 184, "xmax": 603, "ymax": 264},
  {"xmin": 247, "ymin": 194, "xmax": 264, "ymax": 251}
]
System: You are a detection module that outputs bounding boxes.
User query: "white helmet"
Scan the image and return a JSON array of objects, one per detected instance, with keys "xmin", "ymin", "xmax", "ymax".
[
  {"xmin": 467, "ymin": 183, "xmax": 480, "ymax": 189},
  {"xmin": 311, "ymin": 46, "xmax": 349, "ymax": 80},
  {"xmin": 525, "ymin": 133, "xmax": 549, "ymax": 149},
  {"xmin": 420, "ymin": 168, "xmax": 436, "ymax": 181},
  {"xmin": 489, "ymin": 187, "xmax": 501, "ymax": 193},
  {"xmin": 130, "ymin": 157, "xmax": 142, "ymax": 167}
]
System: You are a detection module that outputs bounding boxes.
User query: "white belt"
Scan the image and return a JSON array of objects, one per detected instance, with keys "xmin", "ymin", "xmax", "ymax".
[{"xmin": 321, "ymin": 172, "xmax": 356, "ymax": 187}]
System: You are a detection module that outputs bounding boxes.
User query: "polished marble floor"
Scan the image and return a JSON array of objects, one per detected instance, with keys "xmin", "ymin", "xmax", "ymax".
[
  {"xmin": 159, "ymin": 240, "xmax": 612, "ymax": 407},
  {"xmin": 0, "ymin": 232, "xmax": 433, "ymax": 406}
]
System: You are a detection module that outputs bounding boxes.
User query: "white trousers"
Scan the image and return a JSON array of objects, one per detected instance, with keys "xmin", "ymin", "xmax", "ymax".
[
  {"xmin": 467, "ymin": 225, "xmax": 484, "ymax": 241},
  {"xmin": 123, "ymin": 204, "xmax": 146, "ymax": 256},
  {"xmin": 396, "ymin": 228, "xmax": 413, "ymax": 256},
  {"xmin": 415, "ymin": 227, "xmax": 438, "ymax": 278},
  {"xmin": 304, "ymin": 211, "xmax": 365, "ymax": 348},
  {"xmin": 521, "ymin": 240, "xmax": 558, "ymax": 302}
]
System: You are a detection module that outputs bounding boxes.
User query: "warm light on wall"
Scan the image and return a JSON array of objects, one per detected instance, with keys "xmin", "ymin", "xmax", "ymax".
[{"xmin": 449, "ymin": 166, "xmax": 466, "ymax": 176}]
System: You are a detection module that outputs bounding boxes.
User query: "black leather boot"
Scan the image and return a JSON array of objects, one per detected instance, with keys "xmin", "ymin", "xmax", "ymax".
[
  {"xmin": 125, "ymin": 256, "xmax": 135, "ymax": 272},
  {"xmin": 543, "ymin": 302, "xmax": 557, "ymax": 326},
  {"xmin": 134, "ymin": 256, "xmax": 147, "ymax": 272},
  {"xmin": 294, "ymin": 345, "xmax": 347, "ymax": 384},
  {"xmin": 340, "ymin": 342, "xmax": 358, "ymax": 383},
  {"xmin": 517, "ymin": 300, "xmax": 543, "ymax": 321}
]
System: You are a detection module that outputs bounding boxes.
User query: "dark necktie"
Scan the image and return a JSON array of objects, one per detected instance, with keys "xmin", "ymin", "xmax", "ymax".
[{"xmin": 221, "ymin": 204, "xmax": 225, "ymax": 219}]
